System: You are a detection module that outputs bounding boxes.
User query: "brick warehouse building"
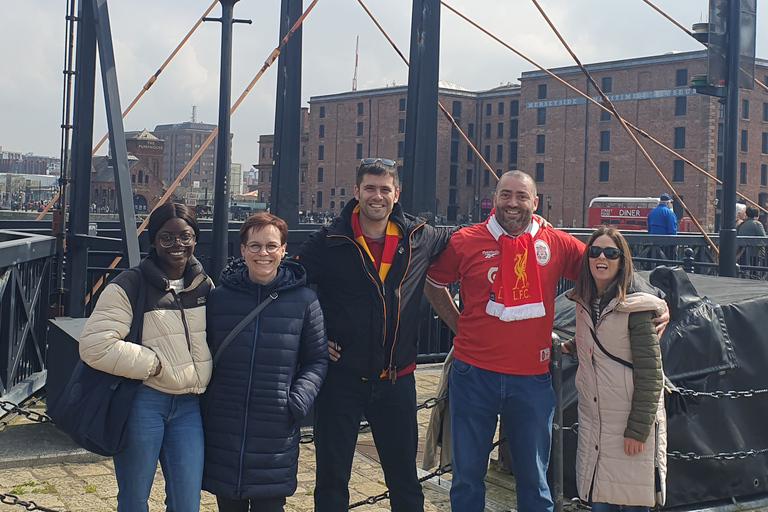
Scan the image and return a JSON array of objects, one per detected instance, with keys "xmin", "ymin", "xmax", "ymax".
[
  {"xmin": 91, "ymin": 129, "xmax": 166, "ymax": 213},
  {"xmin": 255, "ymin": 50, "xmax": 768, "ymax": 229},
  {"xmin": 255, "ymin": 83, "xmax": 522, "ymax": 223},
  {"xmin": 152, "ymin": 121, "xmax": 233, "ymax": 207}
]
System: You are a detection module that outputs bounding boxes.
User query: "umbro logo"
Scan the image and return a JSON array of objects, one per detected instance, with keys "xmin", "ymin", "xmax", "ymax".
[{"xmin": 482, "ymin": 250, "xmax": 499, "ymax": 259}]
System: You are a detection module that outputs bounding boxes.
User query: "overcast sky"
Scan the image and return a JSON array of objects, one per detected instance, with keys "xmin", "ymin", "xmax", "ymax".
[{"xmin": 1, "ymin": 0, "xmax": 765, "ymax": 169}]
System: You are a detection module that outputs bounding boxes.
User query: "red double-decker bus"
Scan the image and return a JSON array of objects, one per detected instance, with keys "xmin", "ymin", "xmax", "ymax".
[{"xmin": 587, "ymin": 197, "xmax": 658, "ymax": 230}]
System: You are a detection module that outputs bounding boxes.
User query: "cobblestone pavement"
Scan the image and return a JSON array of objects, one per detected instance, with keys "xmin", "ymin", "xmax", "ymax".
[{"xmin": 0, "ymin": 365, "xmax": 505, "ymax": 512}]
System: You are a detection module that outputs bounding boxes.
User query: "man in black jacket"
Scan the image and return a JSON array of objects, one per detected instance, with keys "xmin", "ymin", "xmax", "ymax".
[{"xmin": 295, "ymin": 158, "xmax": 455, "ymax": 511}]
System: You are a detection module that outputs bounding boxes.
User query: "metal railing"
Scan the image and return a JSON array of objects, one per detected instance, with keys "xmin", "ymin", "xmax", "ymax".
[{"xmin": 0, "ymin": 230, "xmax": 56, "ymax": 405}]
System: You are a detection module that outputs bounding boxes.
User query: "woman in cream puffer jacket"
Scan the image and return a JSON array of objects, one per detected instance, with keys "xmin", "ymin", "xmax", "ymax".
[
  {"xmin": 565, "ymin": 227, "xmax": 667, "ymax": 512},
  {"xmin": 79, "ymin": 203, "xmax": 213, "ymax": 512}
]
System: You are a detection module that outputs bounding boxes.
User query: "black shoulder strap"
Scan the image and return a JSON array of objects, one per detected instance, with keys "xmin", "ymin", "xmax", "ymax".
[
  {"xmin": 213, "ymin": 292, "xmax": 278, "ymax": 367},
  {"xmin": 124, "ymin": 267, "xmax": 146, "ymax": 345},
  {"xmin": 589, "ymin": 326, "xmax": 633, "ymax": 369}
]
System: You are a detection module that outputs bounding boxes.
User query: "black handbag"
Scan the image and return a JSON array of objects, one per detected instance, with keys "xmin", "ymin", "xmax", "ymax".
[{"xmin": 48, "ymin": 268, "xmax": 146, "ymax": 456}]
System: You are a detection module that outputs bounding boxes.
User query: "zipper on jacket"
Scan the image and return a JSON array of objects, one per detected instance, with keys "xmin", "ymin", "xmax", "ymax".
[
  {"xmin": 386, "ymin": 221, "xmax": 425, "ymax": 383},
  {"xmin": 172, "ymin": 292, "xmax": 192, "ymax": 350},
  {"xmin": 328, "ymin": 233, "xmax": 388, "ymax": 351},
  {"xmin": 237, "ymin": 288, "xmax": 260, "ymax": 496}
]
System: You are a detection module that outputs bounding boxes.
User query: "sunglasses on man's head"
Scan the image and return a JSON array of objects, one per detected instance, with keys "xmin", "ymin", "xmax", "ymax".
[
  {"xmin": 588, "ymin": 245, "xmax": 622, "ymax": 260},
  {"xmin": 360, "ymin": 157, "xmax": 396, "ymax": 167}
]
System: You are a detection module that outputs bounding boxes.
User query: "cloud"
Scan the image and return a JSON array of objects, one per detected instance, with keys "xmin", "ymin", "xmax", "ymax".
[{"xmin": 1, "ymin": 0, "xmax": 764, "ymax": 171}]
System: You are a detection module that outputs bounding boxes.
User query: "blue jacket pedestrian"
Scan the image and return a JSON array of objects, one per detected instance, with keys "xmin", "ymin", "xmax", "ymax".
[{"xmin": 647, "ymin": 194, "xmax": 677, "ymax": 235}]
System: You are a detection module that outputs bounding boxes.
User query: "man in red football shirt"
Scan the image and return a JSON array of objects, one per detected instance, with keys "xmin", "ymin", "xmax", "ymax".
[{"xmin": 425, "ymin": 171, "xmax": 666, "ymax": 512}]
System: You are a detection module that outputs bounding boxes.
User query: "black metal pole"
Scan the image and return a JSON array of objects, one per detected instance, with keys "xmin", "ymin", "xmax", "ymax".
[
  {"xmin": 270, "ymin": 0, "xmax": 302, "ymax": 230},
  {"xmin": 210, "ymin": 0, "xmax": 239, "ymax": 285},
  {"xmin": 551, "ymin": 332, "xmax": 564, "ymax": 512},
  {"xmin": 92, "ymin": 0, "xmax": 140, "ymax": 268},
  {"xmin": 719, "ymin": 0, "xmax": 741, "ymax": 277},
  {"xmin": 65, "ymin": 0, "xmax": 98, "ymax": 318},
  {"xmin": 402, "ymin": 0, "xmax": 440, "ymax": 221}
]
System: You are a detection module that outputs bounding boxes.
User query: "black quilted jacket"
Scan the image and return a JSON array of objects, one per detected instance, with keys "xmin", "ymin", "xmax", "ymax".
[{"xmin": 201, "ymin": 258, "xmax": 327, "ymax": 500}]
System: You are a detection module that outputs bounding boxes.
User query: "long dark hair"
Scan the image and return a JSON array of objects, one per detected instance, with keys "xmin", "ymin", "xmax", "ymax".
[
  {"xmin": 571, "ymin": 226, "xmax": 634, "ymax": 305},
  {"xmin": 147, "ymin": 202, "xmax": 200, "ymax": 243}
]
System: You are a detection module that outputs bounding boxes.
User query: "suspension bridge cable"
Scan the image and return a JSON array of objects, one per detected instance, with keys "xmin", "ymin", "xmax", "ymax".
[
  {"xmin": 91, "ymin": 0, "xmax": 219, "ymax": 155},
  {"xmin": 85, "ymin": 0, "xmax": 321, "ymax": 304},
  {"xmin": 356, "ymin": 0, "xmax": 500, "ymax": 183},
  {"xmin": 441, "ymin": 1, "xmax": 768, "ymax": 217},
  {"xmin": 529, "ymin": 0, "xmax": 718, "ymax": 253},
  {"xmin": 640, "ymin": 0, "xmax": 768, "ymax": 94},
  {"xmin": 37, "ymin": 0, "xmax": 218, "ymax": 221}
]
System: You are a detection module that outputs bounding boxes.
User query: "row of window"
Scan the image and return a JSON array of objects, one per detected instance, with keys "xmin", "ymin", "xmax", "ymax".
[
  {"xmin": 131, "ymin": 172, "xmax": 150, "ymax": 184},
  {"xmin": 526, "ymin": 159, "xmax": 768, "ymax": 187},
  {"xmin": 716, "ymin": 124, "xmax": 768, "ymax": 153},
  {"xmin": 316, "ymin": 98, "xmax": 408, "ymax": 121},
  {"xmin": 739, "ymin": 99, "xmax": 768, "ymax": 121}
]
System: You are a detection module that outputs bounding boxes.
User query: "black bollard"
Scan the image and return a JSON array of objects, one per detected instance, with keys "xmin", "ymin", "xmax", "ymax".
[{"xmin": 551, "ymin": 332, "xmax": 563, "ymax": 512}]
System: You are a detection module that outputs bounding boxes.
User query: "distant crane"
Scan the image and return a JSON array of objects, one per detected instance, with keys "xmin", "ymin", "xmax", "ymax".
[{"xmin": 352, "ymin": 35, "xmax": 359, "ymax": 91}]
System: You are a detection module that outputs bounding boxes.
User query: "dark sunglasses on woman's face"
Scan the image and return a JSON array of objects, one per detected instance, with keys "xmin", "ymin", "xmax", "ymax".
[{"xmin": 588, "ymin": 245, "xmax": 622, "ymax": 260}]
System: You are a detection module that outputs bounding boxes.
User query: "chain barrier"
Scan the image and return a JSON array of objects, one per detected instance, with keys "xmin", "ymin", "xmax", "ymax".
[
  {"xmin": 347, "ymin": 437, "xmax": 507, "ymax": 509},
  {"xmin": 563, "ymin": 422, "xmax": 579, "ymax": 434},
  {"xmin": 564, "ymin": 496, "xmax": 591, "ymax": 511},
  {"xmin": 672, "ymin": 387, "xmax": 768, "ymax": 399},
  {"xmin": 567, "ymin": 423, "xmax": 768, "ymax": 463},
  {"xmin": 0, "ymin": 493, "xmax": 70, "ymax": 512},
  {"xmin": 415, "ymin": 394, "xmax": 447, "ymax": 411},
  {"xmin": 668, "ymin": 448, "xmax": 768, "ymax": 461},
  {"xmin": 298, "ymin": 395, "xmax": 448, "ymax": 446},
  {"xmin": 0, "ymin": 399, "xmax": 52, "ymax": 428}
]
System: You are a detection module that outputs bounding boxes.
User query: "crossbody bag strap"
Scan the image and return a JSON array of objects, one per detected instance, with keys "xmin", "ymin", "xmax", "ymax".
[
  {"xmin": 213, "ymin": 292, "xmax": 278, "ymax": 367},
  {"xmin": 589, "ymin": 326, "xmax": 634, "ymax": 369},
  {"xmin": 125, "ymin": 267, "xmax": 146, "ymax": 345}
]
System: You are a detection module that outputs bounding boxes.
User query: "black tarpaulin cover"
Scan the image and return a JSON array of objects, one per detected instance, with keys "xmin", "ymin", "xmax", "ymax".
[{"xmin": 553, "ymin": 267, "xmax": 768, "ymax": 508}]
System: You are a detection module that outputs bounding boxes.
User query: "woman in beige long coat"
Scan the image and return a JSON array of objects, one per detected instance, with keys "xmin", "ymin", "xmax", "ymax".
[{"xmin": 564, "ymin": 227, "xmax": 667, "ymax": 512}]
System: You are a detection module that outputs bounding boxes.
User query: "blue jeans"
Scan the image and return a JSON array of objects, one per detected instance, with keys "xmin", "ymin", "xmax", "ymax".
[
  {"xmin": 113, "ymin": 385, "xmax": 204, "ymax": 512},
  {"xmin": 591, "ymin": 503, "xmax": 649, "ymax": 512},
  {"xmin": 449, "ymin": 358, "xmax": 555, "ymax": 512},
  {"xmin": 313, "ymin": 369, "xmax": 424, "ymax": 512}
]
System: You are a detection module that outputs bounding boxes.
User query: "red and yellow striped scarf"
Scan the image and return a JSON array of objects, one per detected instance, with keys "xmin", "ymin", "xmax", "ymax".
[{"xmin": 350, "ymin": 204, "xmax": 401, "ymax": 281}]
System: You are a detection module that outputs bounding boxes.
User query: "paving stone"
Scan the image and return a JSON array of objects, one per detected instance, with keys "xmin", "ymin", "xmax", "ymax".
[
  {"xmin": 65, "ymin": 461, "xmax": 113, "ymax": 477},
  {"xmin": 0, "ymin": 367, "xmax": 516, "ymax": 512},
  {"xmin": 61, "ymin": 493, "xmax": 114, "ymax": 511}
]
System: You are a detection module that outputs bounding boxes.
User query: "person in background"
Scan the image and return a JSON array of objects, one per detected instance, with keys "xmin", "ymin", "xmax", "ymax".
[
  {"xmin": 646, "ymin": 193, "xmax": 677, "ymax": 260},
  {"xmin": 646, "ymin": 193, "xmax": 677, "ymax": 235},
  {"xmin": 202, "ymin": 213, "xmax": 328, "ymax": 512},
  {"xmin": 80, "ymin": 202, "xmax": 213, "ymax": 512},
  {"xmin": 736, "ymin": 206, "xmax": 766, "ymax": 276},
  {"xmin": 735, "ymin": 203, "xmax": 747, "ymax": 230},
  {"xmin": 564, "ymin": 226, "xmax": 667, "ymax": 512},
  {"xmin": 737, "ymin": 206, "xmax": 765, "ymax": 237}
]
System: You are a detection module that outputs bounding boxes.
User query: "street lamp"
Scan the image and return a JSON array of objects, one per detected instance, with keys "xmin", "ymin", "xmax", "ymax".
[
  {"xmin": 546, "ymin": 195, "xmax": 552, "ymax": 221},
  {"xmin": 311, "ymin": 193, "xmax": 315, "ymax": 215}
]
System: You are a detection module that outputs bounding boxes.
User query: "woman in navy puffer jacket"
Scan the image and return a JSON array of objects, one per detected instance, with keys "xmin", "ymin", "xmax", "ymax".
[{"xmin": 202, "ymin": 213, "xmax": 328, "ymax": 512}]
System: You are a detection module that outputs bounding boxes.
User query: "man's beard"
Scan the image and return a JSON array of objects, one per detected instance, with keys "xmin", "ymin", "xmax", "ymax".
[{"xmin": 495, "ymin": 207, "xmax": 531, "ymax": 235}]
